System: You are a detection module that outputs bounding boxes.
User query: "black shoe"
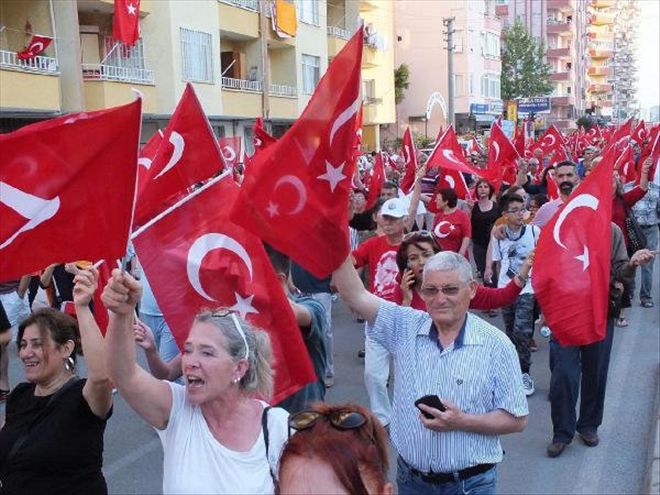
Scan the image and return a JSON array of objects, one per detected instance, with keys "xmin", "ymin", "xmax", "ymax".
[
  {"xmin": 546, "ymin": 441, "xmax": 567, "ymax": 458},
  {"xmin": 578, "ymin": 431, "xmax": 599, "ymax": 447},
  {"xmin": 357, "ymin": 349, "xmax": 365, "ymax": 358},
  {"xmin": 356, "ymin": 317, "xmax": 365, "ymax": 323}
]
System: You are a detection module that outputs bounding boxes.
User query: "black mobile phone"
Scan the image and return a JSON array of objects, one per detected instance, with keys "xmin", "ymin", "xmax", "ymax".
[{"xmin": 415, "ymin": 394, "xmax": 446, "ymax": 419}]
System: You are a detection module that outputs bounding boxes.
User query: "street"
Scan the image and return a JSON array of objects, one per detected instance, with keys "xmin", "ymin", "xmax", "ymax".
[{"xmin": 1, "ymin": 261, "xmax": 658, "ymax": 494}]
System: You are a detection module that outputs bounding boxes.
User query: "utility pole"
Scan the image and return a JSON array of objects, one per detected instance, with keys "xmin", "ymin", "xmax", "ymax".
[{"xmin": 443, "ymin": 16, "xmax": 456, "ymax": 128}]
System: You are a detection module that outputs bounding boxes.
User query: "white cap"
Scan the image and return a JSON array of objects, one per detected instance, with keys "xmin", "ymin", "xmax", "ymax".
[{"xmin": 380, "ymin": 198, "xmax": 408, "ymax": 218}]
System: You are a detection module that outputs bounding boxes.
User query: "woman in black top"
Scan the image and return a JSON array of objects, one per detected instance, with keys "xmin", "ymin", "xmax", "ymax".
[
  {"xmin": 0, "ymin": 266, "xmax": 113, "ymax": 495},
  {"xmin": 470, "ymin": 179, "xmax": 500, "ymax": 288}
]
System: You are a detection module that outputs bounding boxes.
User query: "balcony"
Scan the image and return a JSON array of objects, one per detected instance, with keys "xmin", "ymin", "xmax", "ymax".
[
  {"xmin": 270, "ymin": 94, "xmax": 298, "ymax": 120},
  {"xmin": 359, "ymin": 0, "xmax": 378, "ymax": 12},
  {"xmin": 218, "ymin": 0, "xmax": 260, "ymax": 39},
  {"xmin": 0, "ymin": 51, "xmax": 60, "ymax": 112},
  {"xmin": 548, "ymin": 0, "xmax": 574, "ymax": 12},
  {"xmin": 588, "ymin": 83, "xmax": 613, "ymax": 94},
  {"xmin": 82, "ymin": 63, "xmax": 154, "ymax": 84},
  {"xmin": 83, "ymin": 78, "xmax": 156, "ymax": 113},
  {"xmin": 221, "ymin": 76, "xmax": 262, "ymax": 92},
  {"xmin": 550, "ymin": 71, "xmax": 571, "ymax": 81},
  {"xmin": 589, "ymin": 48, "xmax": 613, "ymax": 59},
  {"xmin": 269, "ymin": 83, "xmax": 297, "ymax": 98},
  {"xmin": 588, "ymin": 66, "xmax": 613, "ymax": 77},
  {"xmin": 77, "ymin": 0, "xmax": 153, "ymax": 14},
  {"xmin": 590, "ymin": 13, "xmax": 615, "ymax": 25},
  {"xmin": 495, "ymin": 4, "xmax": 508, "ymax": 16},
  {"xmin": 547, "ymin": 47, "xmax": 571, "ymax": 58},
  {"xmin": 222, "ymin": 89, "xmax": 261, "ymax": 117},
  {"xmin": 591, "ymin": 0, "xmax": 615, "ymax": 7},
  {"xmin": 547, "ymin": 20, "xmax": 573, "ymax": 35},
  {"xmin": 362, "ymin": 45, "xmax": 383, "ymax": 68},
  {"xmin": 551, "ymin": 95, "xmax": 575, "ymax": 106},
  {"xmin": 327, "ymin": 25, "xmax": 350, "ymax": 57}
]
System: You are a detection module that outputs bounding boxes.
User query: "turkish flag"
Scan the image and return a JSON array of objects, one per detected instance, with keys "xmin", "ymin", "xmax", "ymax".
[
  {"xmin": 137, "ymin": 129, "xmax": 163, "ymax": 191},
  {"xmin": 230, "ymin": 27, "xmax": 364, "ymax": 278},
  {"xmin": 17, "ymin": 35, "xmax": 52, "ymax": 60},
  {"xmin": 513, "ymin": 126, "xmax": 526, "ymax": 157},
  {"xmin": 437, "ymin": 167, "xmax": 471, "ymax": 200},
  {"xmin": 219, "ymin": 136, "xmax": 242, "ymax": 169},
  {"xmin": 532, "ymin": 124, "xmax": 564, "ymax": 157},
  {"xmin": 546, "ymin": 172, "xmax": 559, "ymax": 200},
  {"xmin": 132, "ymin": 173, "xmax": 315, "ymax": 403},
  {"xmin": 352, "ymin": 105, "xmax": 363, "ymax": 160},
  {"xmin": 253, "ymin": 117, "xmax": 277, "ymax": 156},
  {"xmin": 399, "ymin": 127, "xmax": 418, "ymax": 195},
  {"xmin": 113, "ymin": 0, "xmax": 140, "ymax": 46},
  {"xmin": 609, "ymin": 117, "xmax": 632, "ymax": 148},
  {"xmin": 364, "ymin": 152, "xmax": 385, "ymax": 210},
  {"xmin": 0, "ymin": 99, "xmax": 141, "ymax": 282},
  {"xmin": 486, "ymin": 122, "xmax": 519, "ymax": 187},
  {"xmin": 614, "ymin": 145, "xmax": 636, "ymax": 183},
  {"xmin": 426, "ymin": 126, "xmax": 480, "ymax": 175},
  {"xmin": 638, "ymin": 126, "xmax": 660, "ymax": 185},
  {"xmin": 532, "ymin": 150, "xmax": 613, "ymax": 347},
  {"xmin": 630, "ymin": 120, "xmax": 647, "ymax": 147},
  {"xmin": 135, "ymin": 83, "xmax": 223, "ymax": 227}
]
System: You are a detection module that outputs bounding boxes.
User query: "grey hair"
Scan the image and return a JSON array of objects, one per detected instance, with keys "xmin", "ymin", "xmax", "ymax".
[
  {"xmin": 195, "ymin": 310, "xmax": 274, "ymax": 400},
  {"xmin": 423, "ymin": 251, "xmax": 474, "ymax": 284}
]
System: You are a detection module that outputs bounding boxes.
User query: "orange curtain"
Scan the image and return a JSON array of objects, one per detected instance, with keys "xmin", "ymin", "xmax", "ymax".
[{"xmin": 275, "ymin": 0, "xmax": 297, "ymax": 38}]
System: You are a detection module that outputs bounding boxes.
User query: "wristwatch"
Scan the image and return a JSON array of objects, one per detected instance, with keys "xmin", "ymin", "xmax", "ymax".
[{"xmin": 515, "ymin": 274, "xmax": 528, "ymax": 286}]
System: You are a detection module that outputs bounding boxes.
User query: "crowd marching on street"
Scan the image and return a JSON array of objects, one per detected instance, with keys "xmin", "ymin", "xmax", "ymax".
[{"xmin": 1, "ymin": 24, "xmax": 659, "ymax": 495}]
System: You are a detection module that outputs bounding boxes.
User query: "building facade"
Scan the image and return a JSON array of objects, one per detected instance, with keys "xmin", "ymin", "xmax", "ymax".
[
  {"xmin": 0, "ymin": 0, "xmax": 395, "ymax": 150},
  {"xmin": 395, "ymin": 0, "xmax": 504, "ymax": 140},
  {"xmin": 495, "ymin": 0, "xmax": 588, "ymax": 130}
]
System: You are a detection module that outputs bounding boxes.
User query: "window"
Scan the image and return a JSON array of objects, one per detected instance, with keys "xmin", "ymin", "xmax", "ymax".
[
  {"xmin": 103, "ymin": 37, "xmax": 146, "ymax": 70},
  {"xmin": 180, "ymin": 28, "xmax": 214, "ymax": 83},
  {"xmin": 454, "ymin": 74, "xmax": 465, "ymax": 96},
  {"xmin": 297, "ymin": 0, "xmax": 319, "ymax": 25},
  {"xmin": 302, "ymin": 54, "xmax": 320, "ymax": 94},
  {"xmin": 481, "ymin": 74, "xmax": 501, "ymax": 98},
  {"xmin": 244, "ymin": 127, "xmax": 254, "ymax": 156},
  {"xmin": 470, "ymin": 73, "xmax": 476, "ymax": 96},
  {"xmin": 483, "ymin": 32, "xmax": 500, "ymax": 58}
]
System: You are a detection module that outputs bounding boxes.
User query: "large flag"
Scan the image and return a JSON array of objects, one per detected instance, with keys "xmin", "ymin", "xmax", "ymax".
[
  {"xmin": 399, "ymin": 127, "xmax": 418, "ymax": 195},
  {"xmin": 0, "ymin": 100, "xmax": 141, "ymax": 282},
  {"xmin": 230, "ymin": 27, "xmax": 364, "ymax": 278},
  {"xmin": 609, "ymin": 117, "xmax": 632, "ymax": 148},
  {"xmin": 437, "ymin": 167, "xmax": 471, "ymax": 200},
  {"xmin": 219, "ymin": 136, "xmax": 242, "ymax": 171},
  {"xmin": 630, "ymin": 120, "xmax": 647, "ymax": 147},
  {"xmin": 614, "ymin": 144, "xmax": 636, "ymax": 184},
  {"xmin": 485, "ymin": 122, "xmax": 519, "ymax": 188},
  {"xmin": 638, "ymin": 125, "xmax": 660, "ymax": 185},
  {"xmin": 532, "ymin": 124, "xmax": 564, "ymax": 157},
  {"xmin": 253, "ymin": 117, "xmax": 277, "ymax": 155},
  {"xmin": 364, "ymin": 152, "xmax": 385, "ymax": 210},
  {"xmin": 135, "ymin": 83, "xmax": 223, "ymax": 227},
  {"xmin": 132, "ymin": 173, "xmax": 315, "ymax": 403},
  {"xmin": 426, "ymin": 126, "xmax": 478, "ymax": 175},
  {"xmin": 532, "ymin": 152, "xmax": 613, "ymax": 346},
  {"xmin": 17, "ymin": 34, "xmax": 52, "ymax": 60},
  {"xmin": 113, "ymin": 0, "xmax": 140, "ymax": 46},
  {"xmin": 137, "ymin": 129, "xmax": 163, "ymax": 190}
]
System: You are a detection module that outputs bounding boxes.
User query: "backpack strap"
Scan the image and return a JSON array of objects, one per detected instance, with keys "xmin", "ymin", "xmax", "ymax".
[{"xmin": 261, "ymin": 406, "xmax": 275, "ymax": 483}]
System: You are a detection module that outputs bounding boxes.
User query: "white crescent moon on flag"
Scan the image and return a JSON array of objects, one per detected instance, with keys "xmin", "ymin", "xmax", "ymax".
[
  {"xmin": 186, "ymin": 233, "xmax": 253, "ymax": 301},
  {"xmin": 552, "ymin": 194, "xmax": 599, "ymax": 250},
  {"xmin": 30, "ymin": 42, "xmax": 44, "ymax": 54},
  {"xmin": 434, "ymin": 220, "xmax": 453, "ymax": 239},
  {"xmin": 544, "ymin": 134, "xmax": 556, "ymax": 147},
  {"xmin": 0, "ymin": 181, "xmax": 60, "ymax": 250},
  {"xmin": 274, "ymin": 175, "xmax": 307, "ymax": 215},
  {"xmin": 137, "ymin": 158, "xmax": 152, "ymax": 170},
  {"xmin": 154, "ymin": 131, "xmax": 185, "ymax": 179},
  {"xmin": 444, "ymin": 175, "xmax": 455, "ymax": 189},
  {"xmin": 442, "ymin": 149, "xmax": 462, "ymax": 165},
  {"xmin": 492, "ymin": 141, "xmax": 500, "ymax": 162},
  {"xmin": 222, "ymin": 146, "xmax": 236, "ymax": 163},
  {"xmin": 329, "ymin": 95, "xmax": 361, "ymax": 147}
]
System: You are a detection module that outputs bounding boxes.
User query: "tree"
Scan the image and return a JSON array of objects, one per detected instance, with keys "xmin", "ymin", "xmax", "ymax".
[
  {"xmin": 576, "ymin": 116, "xmax": 594, "ymax": 130},
  {"xmin": 501, "ymin": 21, "xmax": 553, "ymax": 100},
  {"xmin": 394, "ymin": 64, "xmax": 410, "ymax": 105}
]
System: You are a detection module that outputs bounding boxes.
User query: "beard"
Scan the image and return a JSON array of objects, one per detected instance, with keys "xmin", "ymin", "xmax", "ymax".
[{"xmin": 559, "ymin": 182, "xmax": 575, "ymax": 195}]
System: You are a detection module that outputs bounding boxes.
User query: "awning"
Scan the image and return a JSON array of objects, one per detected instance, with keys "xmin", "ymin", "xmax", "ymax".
[{"xmin": 474, "ymin": 114, "xmax": 495, "ymax": 123}]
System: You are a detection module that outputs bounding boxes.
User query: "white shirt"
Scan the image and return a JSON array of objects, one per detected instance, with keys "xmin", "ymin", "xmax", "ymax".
[
  {"xmin": 491, "ymin": 225, "xmax": 540, "ymax": 295},
  {"xmin": 157, "ymin": 382, "xmax": 289, "ymax": 494}
]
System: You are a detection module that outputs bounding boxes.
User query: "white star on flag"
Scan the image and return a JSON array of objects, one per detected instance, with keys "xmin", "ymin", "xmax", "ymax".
[
  {"xmin": 229, "ymin": 292, "xmax": 259, "ymax": 319},
  {"xmin": 574, "ymin": 246, "xmax": 590, "ymax": 271},
  {"xmin": 266, "ymin": 201, "xmax": 279, "ymax": 218},
  {"xmin": 127, "ymin": 3, "xmax": 137, "ymax": 15},
  {"xmin": 317, "ymin": 161, "xmax": 346, "ymax": 193}
]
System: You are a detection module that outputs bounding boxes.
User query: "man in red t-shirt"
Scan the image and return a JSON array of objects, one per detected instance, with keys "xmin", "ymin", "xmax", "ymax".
[{"xmin": 351, "ymin": 197, "xmax": 408, "ymax": 426}]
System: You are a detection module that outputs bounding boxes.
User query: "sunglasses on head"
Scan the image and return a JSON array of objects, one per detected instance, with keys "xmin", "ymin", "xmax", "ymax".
[
  {"xmin": 209, "ymin": 309, "xmax": 250, "ymax": 360},
  {"xmin": 288, "ymin": 409, "xmax": 371, "ymax": 439},
  {"xmin": 403, "ymin": 230, "xmax": 434, "ymax": 242}
]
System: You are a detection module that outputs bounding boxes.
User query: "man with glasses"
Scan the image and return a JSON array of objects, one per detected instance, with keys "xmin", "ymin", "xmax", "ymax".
[
  {"xmin": 490, "ymin": 194, "xmax": 540, "ymax": 396},
  {"xmin": 332, "ymin": 251, "xmax": 528, "ymax": 495}
]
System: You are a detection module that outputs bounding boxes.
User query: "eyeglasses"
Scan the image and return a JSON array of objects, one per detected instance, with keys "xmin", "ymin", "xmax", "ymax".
[
  {"xmin": 288, "ymin": 409, "xmax": 370, "ymax": 438},
  {"xmin": 211, "ymin": 309, "xmax": 249, "ymax": 360},
  {"xmin": 506, "ymin": 208, "xmax": 527, "ymax": 215},
  {"xmin": 403, "ymin": 230, "xmax": 434, "ymax": 242},
  {"xmin": 419, "ymin": 285, "xmax": 465, "ymax": 297}
]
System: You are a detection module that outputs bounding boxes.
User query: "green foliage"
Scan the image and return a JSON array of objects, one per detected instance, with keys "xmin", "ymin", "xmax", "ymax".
[
  {"xmin": 394, "ymin": 64, "xmax": 411, "ymax": 105},
  {"xmin": 501, "ymin": 21, "xmax": 553, "ymax": 100},
  {"xmin": 413, "ymin": 133, "xmax": 434, "ymax": 149},
  {"xmin": 576, "ymin": 116, "xmax": 594, "ymax": 130}
]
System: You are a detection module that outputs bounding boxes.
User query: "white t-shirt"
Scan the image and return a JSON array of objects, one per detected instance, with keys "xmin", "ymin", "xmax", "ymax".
[
  {"xmin": 157, "ymin": 382, "xmax": 289, "ymax": 494},
  {"xmin": 491, "ymin": 225, "xmax": 540, "ymax": 295}
]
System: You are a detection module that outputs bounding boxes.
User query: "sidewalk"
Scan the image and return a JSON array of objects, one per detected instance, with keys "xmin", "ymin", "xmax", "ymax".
[{"xmin": 647, "ymin": 370, "xmax": 660, "ymax": 495}]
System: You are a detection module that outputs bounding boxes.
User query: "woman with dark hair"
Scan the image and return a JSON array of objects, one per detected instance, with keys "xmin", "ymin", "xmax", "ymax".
[
  {"xmin": 394, "ymin": 231, "xmax": 532, "ymax": 311},
  {"xmin": 470, "ymin": 179, "xmax": 499, "ymax": 287},
  {"xmin": 277, "ymin": 403, "xmax": 392, "ymax": 495},
  {"xmin": 432, "ymin": 188, "xmax": 472, "ymax": 258},
  {"xmin": 0, "ymin": 266, "xmax": 113, "ymax": 495}
]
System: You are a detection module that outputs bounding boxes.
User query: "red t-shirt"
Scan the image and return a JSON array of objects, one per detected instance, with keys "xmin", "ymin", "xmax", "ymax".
[
  {"xmin": 432, "ymin": 209, "xmax": 472, "ymax": 254},
  {"xmin": 352, "ymin": 235, "xmax": 401, "ymax": 302}
]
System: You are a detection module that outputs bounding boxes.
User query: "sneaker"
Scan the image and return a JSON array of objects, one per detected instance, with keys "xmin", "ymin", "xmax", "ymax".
[
  {"xmin": 641, "ymin": 300, "xmax": 654, "ymax": 308},
  {"xmin": 324, "ymin": 376, "xmax": 335, "ymax": 388},
  {"xmin": 522, "ymin": 373, "xmax": 535, "ymax": 396}
]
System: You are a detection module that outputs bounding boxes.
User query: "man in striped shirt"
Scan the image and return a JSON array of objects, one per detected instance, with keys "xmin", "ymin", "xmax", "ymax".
[{"xmin": 333, "ymin": 251, "xmax": 528, "ymax": 494}]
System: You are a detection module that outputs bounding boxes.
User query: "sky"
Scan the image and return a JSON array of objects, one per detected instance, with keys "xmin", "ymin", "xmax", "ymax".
[{"xmin": 636, "ymin": 0, "xmax": 660, "ymax": 110}]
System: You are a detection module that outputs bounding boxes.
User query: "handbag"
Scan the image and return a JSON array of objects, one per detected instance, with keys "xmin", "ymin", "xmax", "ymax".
[{"xmin": 623, "ymin": 204, "xmax": 647, "ymax": 257}]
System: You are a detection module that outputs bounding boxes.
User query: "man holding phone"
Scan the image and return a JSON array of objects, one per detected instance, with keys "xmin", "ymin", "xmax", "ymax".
[{"xmin": 333, "ymin": 251, "xmax": 528, "ymax": 495}]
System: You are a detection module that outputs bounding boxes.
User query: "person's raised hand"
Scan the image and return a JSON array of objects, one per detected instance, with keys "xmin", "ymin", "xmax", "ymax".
[
  {"xmin": 133, "ymin": 319, "xmax": 156, "ymax": 352},
  {"xmin": 71, "ymin": 265, "xmax": 99, "ymax": 308},
  {"xmin": 102, "ymin": 269, "xmax": 142, "ymax": 316}
]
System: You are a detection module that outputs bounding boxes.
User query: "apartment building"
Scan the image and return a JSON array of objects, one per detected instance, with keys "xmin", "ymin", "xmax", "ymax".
[
  {"xmin": 495, "ymin": 0, "xmax": 588, "ymax": 130},
  {"xmin": 395, "ymin": 0, "xmax": 504, "ymax": 138},
  {"xmin": 609, "ymin": 0, "xmax": 639, "ymax": 120},
  {"xmin": 0, "ymin": 0, "xmax": 395, "ymax": 150}
]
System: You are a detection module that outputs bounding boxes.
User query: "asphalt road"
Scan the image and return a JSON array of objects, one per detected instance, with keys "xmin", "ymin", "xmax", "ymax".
[{"xmin": 2, "ymin": 259, "xmax": 658, "ymax": 494}]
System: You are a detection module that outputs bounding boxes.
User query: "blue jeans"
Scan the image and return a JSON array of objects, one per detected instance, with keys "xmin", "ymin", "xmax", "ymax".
[
  {"xmin": 638, "ymin": 224, "xmax": 658, "ymax": 303},
  {"xmin": 397, "ymin": 457, "xmax": 497, "ymax": 495}
]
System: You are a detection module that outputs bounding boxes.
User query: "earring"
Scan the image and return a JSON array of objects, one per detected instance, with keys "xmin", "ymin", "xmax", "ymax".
[
  {"xmin": 64, "ymin": 356, "xmax": 75, "ymax": 372},
  {"xmin": 232, "ymin": 378, "xmax": 239, "ymax": 384}
]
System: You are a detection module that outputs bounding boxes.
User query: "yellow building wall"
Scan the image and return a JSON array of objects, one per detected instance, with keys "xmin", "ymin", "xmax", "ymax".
[
  {"xmin": 269, "ymin": 48, "xmax": 296, "ymax": 87},
  {"xmin": 0, "ymin": 0, "xmax": 54, "ymax": 54},
  {"xmin": 222, "ymin": 90, "xmax": 261, "ymax": 118},
  {"xmin": 0, "ymin": 70, "xmax": 60, "ymax": 111},
  {"xmin": 270, "ymin": 95, "xmax": 297, "ymax": 120},
  {"xmin": 84, "ymin": 80, "xmax": 156, "ymax": 114},
  {"xmin": 217, "ymin": 2, "xmax": 259, "ymax": 39}
]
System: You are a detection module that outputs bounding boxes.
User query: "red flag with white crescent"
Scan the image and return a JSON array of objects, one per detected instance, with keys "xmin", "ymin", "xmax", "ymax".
[
  {"xmin": 437, "ymin": 167, "xmax": 471, "ymax": 200},
  {"xmin": 17, "ymin": 35, "xmax": 52, "ymax": 60},
  {"xmin": 218, "ymin": 136, "xmax": 242, "ymax": 171},
  {"xmin": 132, "ymin": 173, "xmax": 316, "ymax": 403},
  {"xmin": 253, "ymin": 117, "xmax": 277, "ymax": 156},
  {"xmin": 532, "ymin": 150, "xmax": 613, "ymax": 347},
  {"xmin": 630, "ymin": 120, "xmax": 647, "ymax": 147},
  {"xmin": 426, "ymin": 126, "xmax": 481, "ymax": 176},
  {"xmin": 399, "ymin": 127, "xmax": 418, "ymax": 195},
  {"xmin": 364, "ymin": 153, "xmax": 385, "ymax": 210}
]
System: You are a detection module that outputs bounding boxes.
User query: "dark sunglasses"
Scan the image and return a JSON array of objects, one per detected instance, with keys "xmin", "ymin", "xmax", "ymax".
[
  {"xmin": 420, "ymin": 285, "xmax": 464, "ymax": 297},
  {"xmin": 288, "ymin": 409, "xmax": 369, "ymax": 438}
]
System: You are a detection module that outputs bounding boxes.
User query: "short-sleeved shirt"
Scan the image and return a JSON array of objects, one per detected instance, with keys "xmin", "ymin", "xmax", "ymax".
[
  {"xmin": 531, "ymin": 198, "xmax": 563, "ymax": 228},
  {"xmin": 157, "ymin": 382, "xmax": 289, "ymax": 494},
  {"xmin": 352, "ymin": 235, "xmax": 401, "ymax": 302},
  {"xmin": 432, "ymin": 209, "xmax": 472, "ymax": 254},
  {"xmin": 366, "ymin": 302, "xmax": 528, "ymax": 472},
  {"xmin": 491, "ymin": 225, "xmax": 539, "ymax": 295}
]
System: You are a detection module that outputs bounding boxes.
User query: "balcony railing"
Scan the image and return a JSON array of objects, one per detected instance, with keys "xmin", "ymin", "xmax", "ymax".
[
  {"xmin": 327, "ymin": 25, "xmax": 351, "ymax": 40},
  {"xmin": 0, "ymin": 49, "xmax": 58, "ymax": 74},
  {"xmin": 81, "ymin": 64, "xmax": 154, "ymax": 84},
  {"xmin": 218, "ymin": 0, "xmax": 259, "ymax": 12},
  {"xmin": 363, "ymin": 96, "xmax": 382, "ymax": 105},
  {"xmin": 222, "ymin": 76, "xmax": 262, "ymax": 92},
  {"xmin": 270, "ymin": 83, "xmax": 297, "ymax": 97}
]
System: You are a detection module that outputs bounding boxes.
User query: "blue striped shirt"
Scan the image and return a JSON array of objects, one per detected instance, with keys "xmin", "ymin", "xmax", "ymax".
[{"xmin": 366, "ymin": 301, "xmax": 528, "ymax": 472}]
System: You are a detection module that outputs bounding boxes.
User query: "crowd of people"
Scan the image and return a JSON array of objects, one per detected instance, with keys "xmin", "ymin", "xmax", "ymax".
[{"xmin": 0, "ymin": 122, "xmax": 658, "ymax": 495}]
